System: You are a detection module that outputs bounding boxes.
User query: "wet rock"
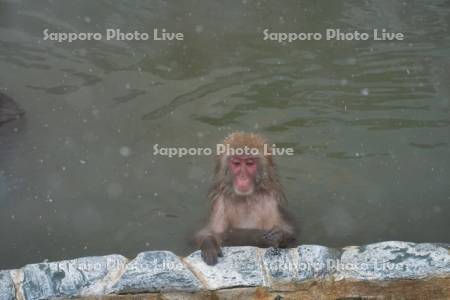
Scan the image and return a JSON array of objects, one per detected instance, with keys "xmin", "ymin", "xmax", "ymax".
[
  {"xmin": 185, "ymin": 246, "xmax": 265, "ymax": 290},
  {"xmin": 337, "ymin": 241, "xmax": 450, "ymax": 280},
  {"xmin": 109, "ymin": 251, "xmax": 202, "ymax": 294},
  {"xmin": 0, "ymin": 271, "xmax": 15, "ymax": 300},
  {"xmin": 21, "ymin": 255, "xmax": 127, "ymax": 300},
  {"xmin": 1, "ymin": 242, "xmax": 449, "ymax": 299},
  {"xmin": 296, "ymin": 245, "xmax": 340, "ymax": 281},
  {"xmin": 0, "ymin": 93, "xmax": 24, "ymax": 126},
  {"xmin": 262, "ymin": 248, "xmax": 297, "ymax": 285}
]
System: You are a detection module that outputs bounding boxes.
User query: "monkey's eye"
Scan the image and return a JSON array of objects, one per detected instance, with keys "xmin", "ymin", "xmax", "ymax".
[
  {"xmin": 246, "ymin": 160, "xmax": 255, "ymax": 166},
  {"xmin": 232, "ymin": 160, "xmax": 241, "ymax": 167}
]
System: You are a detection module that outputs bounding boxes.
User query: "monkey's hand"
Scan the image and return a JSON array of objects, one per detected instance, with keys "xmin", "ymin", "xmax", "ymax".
[
  {"xmin": 200, "ymin": 236, "xmax": 223, "ymax": 266},
  {"xmin": 262, "ymin": 228, "xmax": 284, "ymax": 247},
  {"xmin": 281, "ymin": 233, "xmax": 298, "ymax": 248}
]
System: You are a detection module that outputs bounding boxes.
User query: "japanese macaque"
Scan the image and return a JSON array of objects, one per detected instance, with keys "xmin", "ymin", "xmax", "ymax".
[{"xmin": 196, "ymin": 132, "xmax": 298, "ymax": 265}]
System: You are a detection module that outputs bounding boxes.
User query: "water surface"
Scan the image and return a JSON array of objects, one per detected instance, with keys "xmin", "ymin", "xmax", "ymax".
[{"xmin": 0, "ymin": 0, "xmax": 449, "ymax": 269}]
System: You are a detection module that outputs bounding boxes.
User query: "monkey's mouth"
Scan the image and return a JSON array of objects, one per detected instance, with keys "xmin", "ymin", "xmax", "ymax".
[{"xmin": 234, "ymin": 177, "xmax": 253, "ymax": 195}]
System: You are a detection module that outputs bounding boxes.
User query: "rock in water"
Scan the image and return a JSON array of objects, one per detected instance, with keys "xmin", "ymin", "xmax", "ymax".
[{"xmin": 0, "ymin": 92, "xmax": 25, "ymax": 126}]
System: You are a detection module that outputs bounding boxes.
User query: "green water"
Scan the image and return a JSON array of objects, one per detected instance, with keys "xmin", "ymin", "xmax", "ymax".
[{"xmin": 0, "ymin": 0, "xmax": 449, "ymax": 269}]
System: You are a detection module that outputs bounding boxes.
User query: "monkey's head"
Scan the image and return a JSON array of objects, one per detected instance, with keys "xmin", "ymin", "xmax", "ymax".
[{"xmin": 214, "ymin": 132, "xmax": 279, "ymax": 197}]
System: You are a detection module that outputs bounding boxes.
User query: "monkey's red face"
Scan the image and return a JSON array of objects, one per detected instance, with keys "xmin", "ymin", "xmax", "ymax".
[{"xmin": 228, "ymin": 156, "xmax": 258, "ymax": 195}]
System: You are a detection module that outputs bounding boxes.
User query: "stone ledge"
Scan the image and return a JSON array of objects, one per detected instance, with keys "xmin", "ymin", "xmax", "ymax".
[{"xmin": 0, "ymin": 241, "xmax": 449, "ymax": 300}]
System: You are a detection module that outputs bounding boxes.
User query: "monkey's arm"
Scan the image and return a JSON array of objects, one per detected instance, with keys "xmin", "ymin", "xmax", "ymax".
[
  {"xmin": 275, "ymin": 204, "xmax": 299, "ymax": 248},
  {"xmin": 195, "ymin": 197, "xmax": 228, "ymax": 265},
  {"xmin": 221, "ymin": 228, "xmax": 272, "ymax": 247},
  {"xmin": 222, "ymin": 227, "xmax": 297, "ymax": 248}
]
